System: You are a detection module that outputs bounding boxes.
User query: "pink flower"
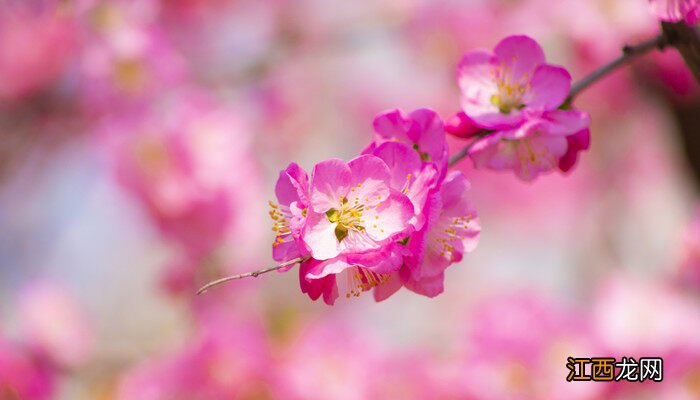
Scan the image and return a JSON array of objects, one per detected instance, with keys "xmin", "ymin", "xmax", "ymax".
[
  {"xmin": 79, "ymin": 2, "xmax": 188, "ymax": 113},
  {"xmin": 469, "ymin": 110, "xmax": 591, "ymax": 181},
  {"xmin": 276, "ymin": 321, "xmax": 380, "ymax": 400},
  {"xmin": 117, "ymin": 311, "xmax": 273, "ymax": 400},
  {"xmin": 458, "ymin": 292, "xmax": 603, "ymax": 400},
  {"xmin": 367, "ymin": 108, "xmax": 449, "ymax": 172},
  {"xmin": 301, "ymin": 155, "xmax": 414, "ymax": 262},
  {"xmin": 18, "ymin": 282, "xmax": 93, "ymax": 368},
  {"xmin": 270, "ymin": 163, "xmax": 311, "ymax": 264},
  {"xmin": 105, "ymin": 91, "xmax": 260, "ymax": 257},
  {"xmin": 650, "ymin": 0, "xmax": 700, "ymax": 24},
  {"xmin": 0, "ymin": 4, "xmax": 76, "ymax": 101},
  {"xmin": 457, "ymin": 35, "xmax": 572, "ymax": 130},
  {"xmin": 375, "ymin": 171, "xmax": 480, "ymax": 300},
  {"xmin": 0, "ymin": 336, "xmax": 55, "ymax": 400}
]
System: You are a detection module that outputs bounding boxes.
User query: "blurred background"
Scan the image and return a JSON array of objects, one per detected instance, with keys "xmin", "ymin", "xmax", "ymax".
[{"xmin": 1, "ymin": 0, "xmax": 700, "ymax": 399}]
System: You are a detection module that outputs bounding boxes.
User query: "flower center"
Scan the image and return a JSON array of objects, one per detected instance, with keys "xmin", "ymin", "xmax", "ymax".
[
  {"xmin": 491, "ymin": 67, "xmax": 531, "ymax": 114},
  {"xmin": 412, "ymin": 143, "xmax": 431, "ymax": 161},
  {"xmin": 326, "ymin": 197, "xmax": 366, "ymax": 242}
]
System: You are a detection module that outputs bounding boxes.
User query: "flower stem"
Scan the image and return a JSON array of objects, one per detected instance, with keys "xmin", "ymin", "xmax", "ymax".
[
  {"xmin": 567, "ymin": 34, "xmax": 667, "ymax": 101},
  {"xmin": 448, "ymin": 135, "xmax": 486, "ymax": 167},
  {"xmin": 197, "ymin": 256, "xmax": 310, "ymax": 294}
]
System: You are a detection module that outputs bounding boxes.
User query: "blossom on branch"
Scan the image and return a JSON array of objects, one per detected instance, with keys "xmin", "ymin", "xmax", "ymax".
[
  {"xmin": 455, "ymin": 35, "xmax": 591, "ymax": 181},
  {"xmin": 270, "ymin": 109, "xmax": 480, "ymax": 304}
]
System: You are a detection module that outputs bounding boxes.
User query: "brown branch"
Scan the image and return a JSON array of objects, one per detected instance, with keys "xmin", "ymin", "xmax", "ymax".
[
  {"xmin": 197, "ymin": 256, "xmax": 310, "ymax": 294},
  {"xmin": 662, "ymin": 21, "xmax": 700, "ymax": 84},
  {"xmin": 567, "ymin": 34, "xmax": 668, "ymax": 101}
]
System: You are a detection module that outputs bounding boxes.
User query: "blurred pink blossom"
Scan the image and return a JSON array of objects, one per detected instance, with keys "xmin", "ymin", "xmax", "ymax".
[
  {"xmin": 276, "ymin": 321, "xmax": 379, "ymax": 400},
  {"xmin": 18, "ymin": 281, "xmax": 93, "ymax": 368},
  {"xmin": 459, "ymin": 292, "xmax": 603, "ymax": 400},
  {"xmin": 0, "ymin": 336, "xmax": 55, "ymax": 400},
  {"xmin": 0, "ymin": 3, "xmax": 76, "ymax": 101},
  {"xmin": 79, "ymin": 1, "xmax": 188, "ymax": 113},
  {"xmin": 593, "ymin": 273, "xmax": 700, "ymax": 398},
  {"xmin": 117, "ymin": 311, "xmax": 273, "ymax": 399}
]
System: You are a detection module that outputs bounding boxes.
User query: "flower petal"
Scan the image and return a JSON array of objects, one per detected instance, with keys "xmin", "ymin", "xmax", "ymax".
[
  {"xmin": 302, "ymin": 211, "xmax": 341, "ymax": 260},
  {"xmin": 373, "ymin": 271, "xmax": 403, "ymax": 302},
  {"xmin": 310, "ymin": 158, "xmax": 351, "ymax": 213},
  {"xmin": 523, "ymin": 65, "xmax": 571, "ymax": 110},
  {"xmin": 347, "ymin": 154, "xmax": 391, "ymax": 205},
  {"xmin": 410, "ymin": 108, "xmax": 447, "ymax": 163},
  {"xmin": 457, "ymin": 50, "xmax": 507, "ymax": 128},
  {"xmin": 372, "ymin": 109, "xmax": 415, "ymax": 142},
  {"xmin": 494, "ymin": 35, "xmax": 545, "ymax": 85},
  {"xmin": 275, "ymin": 162, "xmax": 309, "ymax": 206},
  {"xmin": 305, "ymin": 256, "xmax": 353, "ymax": 279},
  {"xmin": 372, "ymin": 142, "xmax": 421, "ymax": 190},
  {"xmin": 362, "ymin": 191, "xmax": 414, "ymax": 242},
  {"xmin": 538, "ymin": 109, "xmax": 591, "ymax": 136}
]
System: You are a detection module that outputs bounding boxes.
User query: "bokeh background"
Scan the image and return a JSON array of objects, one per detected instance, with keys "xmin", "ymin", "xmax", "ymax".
[{"xmin": 1, "ymin": 0, "xmax": 700, "ymax": 399}]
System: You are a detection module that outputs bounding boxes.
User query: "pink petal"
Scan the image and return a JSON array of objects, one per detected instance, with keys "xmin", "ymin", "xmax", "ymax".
[
  {"xmin": 305, "ymin": 256, "xmax": 353, "ymax": 279},
  {"xmin": 457, "ymin": 50, "xmax": 507, "ymax": 128},
  {"xmin": 301, "ymin": 211, "xmax": 341, "ymax": 260},
  {"xmin": 347, "ymin": 155, "xmax": 391, "ymax": 205},
  {"xmin": 523, "ymin": 65, "xmax": 571, "ymax": 110},
  {"xmin": 272, "ymin": 238, "xmax": 301, "ymax": 263},
  {"xmin": 299, "ymin": 260, "xmax": 339, "ymax": 305},
  {"xmin": 402, "ymin": 268, "xmax": 445, "ymax": 298},
  {"xmin": 309, "ymin": 158, "xmax": 351, "ymax": 213},
  {"xmin": 558, "ymin": 129, "xmax": 590, "ymax": 173},
  {"xmin": 410, "ymin": 108, "xmax": 447, "ymax": 163},
  {"xmin": 406, "ymin": 192, "xmax": 442, "ymax": 278},
  {"xmin": 513, "ymin": 136, "xmax": 568, "ymax": 181},
  {"xmin": 493, "ymin": 35, "xmax": 545, "ymax": 85},
  {"xmin": 362, "ymin": 191, "xmax": 414, "ymax": 242},
  {"xmin": 373, "ymin": 271, "xmax": 403, "ymax": 302},
  {"xmin": 339, "ymin": 229, "xmax": 382, "ymax": 254},
  {"xmin": 538, "ymin": 109, "xmax": 591, "ymax": 136},
  {"xmin": 348, "ymin": 243, "xmax": 404, "ymax": 275},
  {"xmin": 372, "ymin": 109, "xmax": 415, "ymax": 143},
  {"xmin": 275, "ymin": 162, "xmax": 309, "ymax": 206},
  {"xmin": 439, "ymin": 171, "xmax": 470, "ymax": 209},
  {"xmin": 372, "ymin": 142, "xmax": 421, "ymax": 191},
  {"xmin": 406, "ymin": 163, "xmax": 439, "ymax": 229}
]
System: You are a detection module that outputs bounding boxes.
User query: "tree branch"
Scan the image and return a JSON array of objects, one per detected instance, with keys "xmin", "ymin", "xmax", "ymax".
[
  {"xmin": 197, "ymin": 256, "xmax": 310, "ymax": 294},
  {"xmin": 662, "ymin": 21, "xmax": 700, "ymax": 84},
  {"xmin": 567, "ymin": 34, "xmax": 668, "ymax": 101}
]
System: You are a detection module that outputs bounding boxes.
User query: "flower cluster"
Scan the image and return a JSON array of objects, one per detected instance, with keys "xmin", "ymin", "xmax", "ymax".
[
  {"xmin": 450, "ymin": 35, "xmax": 591, "ymax": 181},
  {"xmin": 270, "ymin": 108, "xmax": 481, "ymax": 304}
]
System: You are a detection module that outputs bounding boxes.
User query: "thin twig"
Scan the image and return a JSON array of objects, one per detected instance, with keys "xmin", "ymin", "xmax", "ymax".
[
  {"xmin": 567, "ymin": 34, "xmax": 667, "ymax": 101},
  {"xmin": 448, "ymin": 135, "xmax": 487, "ymax": 167},
  {"xmin": 197, "ymin": 256, "xmax": 310, "ymax": 294}
]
